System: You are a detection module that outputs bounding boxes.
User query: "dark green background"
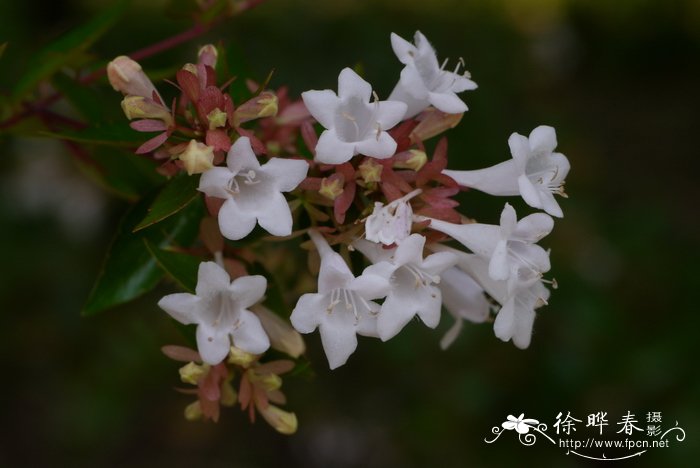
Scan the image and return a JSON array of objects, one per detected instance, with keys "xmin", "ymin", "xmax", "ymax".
[{"xmin": 1, "ymin": 0, "xmax": 698, "ymax": 466}]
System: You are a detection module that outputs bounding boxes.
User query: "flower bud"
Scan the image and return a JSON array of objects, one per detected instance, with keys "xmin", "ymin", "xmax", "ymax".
[
  {"xmin": 394, "ymin": 149, "xmax": 428, "ymax": 172},
  {"xmin": 409, "ymin": 108, "xmax": 463, "ymax": 143},
  {"xmin": 228, "ymin": 346, "xmax": 257, "ymax": 368},
  {"xmin": 184, "ymin": 401, "xmax": 203, "ymax": 421},
  {"xmin": 120, "ymin": 96, "xmax": 173, "ymax": 125},
  {"xmin": 259, "ymin": 404, "xmax": 298, "ymax": 435},
  {"xmin": 207, "ymin": 108, "xmax": 228, "ymax": 130},
  {"xmin": 220, "ymin": 380, "xmax": 238, "ymax": 407},
  {"xmin": 358, "ymin": 159, "xmax": 383, "ymax": 184},
  {"xmin": 178, "ymin": 140, "xmax": 215, "ymax": 175},
  {"xmin": 198, "ymin": 44, "xmax": 218, "ymax": 68},
  {"xmin": 249, "ymin": 369, "xmax": 283, "ymax": 391},
  {"xmin": 179, "ymin": 361, "xmax": 210, "ymax": 385},
  {"xmin": 107, "ymin": 56, "xmax": 161, "ymax": 101},
  {"xmin": 319, "ymin": 174, "xmax": 344, "ymax": 201},
  {"xmin": 252, "ymin": 305, "xmax": 305, "ymax": 358},
  {"xmin": 233, "ymin": 91, "xmax": 279, "ymax": 126},
  {"xmin": 182, "ymin": 63, "xmax": 198, "ymax": 75}
]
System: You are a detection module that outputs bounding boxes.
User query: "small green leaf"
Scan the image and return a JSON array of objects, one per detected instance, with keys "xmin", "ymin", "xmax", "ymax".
[
  {"xmin": 134, "ymin": 173, "xmax": 200, "ymax": 231},
  {"xmin": 144, "ymin": 240, "xmax": 200, "ymax": 293},
  {"xmin": 82, "ymin": 196, "xmax": 204, "ymax": 316},
  {"xmin": 12, "ymin": 0, "xmax": 130, "ymax": 103}
]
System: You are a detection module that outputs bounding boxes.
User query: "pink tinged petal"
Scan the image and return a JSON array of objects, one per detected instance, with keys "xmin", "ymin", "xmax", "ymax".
[
  {"xmin": 218, "ymin": 198, "xmax": 257, "ymax": 240},
  {"xmin": 130, "ymin": 119, "xmax": 167, "ymax": 132},
  {"xmin": 158, "ymin": 293, "xmax": 201, "ymax": 325},
  {"xmin": 399, "ymin": 66, "xmax": 430, "ymax": 99},
  {"xmin": 301, "ymin": 90, "xmax": 339, "ymax": 129},
  {"xmin": 135, "ymin": 131, "xmax": 168, "ymax": 154},
  {"xmin": 229, "ymin": 309, "xmax": 270, "ymax": 355},
  {"xmin": 390, "ymin": 32, "xmax": 417, "ymax": 65},
  {"xmin": 315, "ymin": 129, "xmax": 356, "ymax": 164},
  {"xmin": 195, "ymin": 261, "xmax": 231, "ymax": 298},
  {"xmin": 442, "ymin": 161, "xmax": 520, "ymax": 196},
  {"xmin": 318, "ymin": 310, "xmax": 359, "ymax": 369},
  {"xmin": 439, "ymin": 267, "xmax": 490, "ymax": 324},
  {"xmin": 540, "ymin": 191, "xmax": 563, "ymax": 218},
  {"xmin": 262, "ymin": 157, "xmax": 309, "ymax": 192},
  {"xmin": 199, "ymin": 166, "xmax": 233, "ymax": 199},
  {"xmin": 528, "ymin": 125, "xmax": 557, "ymax": 154},
  {"xmin": 355, "ymin": 132, "xmax": 397, "ymax": 159},
  {"xmin": 518, "ymin": 174, "xmax": 544, "ymax": 209},
  {"xmin": 427, "ymin": 91, "xmax": 467, "ymax": 114},
  {"xmin": 229, "ymin": 275, "xmax": 267, "ymax": 309},
  {"xmin": 514, "ymin": 213, "xmax": 554, "ymax": 242},
  {"xmin": 290, "ymin": 293, "xmax": 326, "ymax": 333},
  {"xmin": 376, "ymin": 100, "xmax": 408, "ymax": 130},
  {"xmin": 508, "ymin": 133, "xmax": 530, "ymax": 162},
  {"xmin": 489, "ymin": 241, "xmax": 510, "ymax": 281},
  {"xmin": 227, "ymin": 136, "xmax": 260, "ymax": 174},
  {"xmin": 337, "ymin": 67, "xmax": 372, "ymax": 102},
  {"xmin": 256, "ymin": 191, "xmax": 293, "ymax": 237},
  {"xmin": 161, "ymin": 345, "xmax": 201, "ymax": 362},
  {"xmin": 196, "ymin": 325, "xmax": 231, "ymax": 365}
]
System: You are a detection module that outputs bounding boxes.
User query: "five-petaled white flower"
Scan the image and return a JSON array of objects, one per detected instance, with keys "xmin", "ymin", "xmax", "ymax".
[
  {"xmin": 388, "ymin": 31, "xmax": 477, "ymax": 119},
  {"xmin": 301, "ymin": 67, "xmax": 407, "ymax": 164},
  {"xmin": 290, "ymin": 230, "xmax": 392, "ymax": 369},
  {"xmin": 502, "ymin": 414, "xmax": 540, "ymax": 434},
  {"xmin": 198, "ymin": 136, "xmax": 308, "ymax": 240},
  {"xmin": 158, "ymin": 261, "xmax": 270, "ymax": 364},
  {"xmin": 443, "ymin": 125, "xmax": 569, "ymax": 217},
  {"xmin": 364, "ymin": 189, "xmax": 421, "ymax": 245},
  {"xmin": 423, "ymin": 203, "xmax": 552, "ymax": 289},
  {"xmin": 354, "ymin": 234, "xmax": 457, "ymax": 341},
  {"xmin": 437, "ymin": 265, "xmax": 490, "ymax": 349}
]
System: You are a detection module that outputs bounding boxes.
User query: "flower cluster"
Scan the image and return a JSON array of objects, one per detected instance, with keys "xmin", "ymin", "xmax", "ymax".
[{"xmin": 108, "ymin": 30, "xmax": 569, "ymax": 432}]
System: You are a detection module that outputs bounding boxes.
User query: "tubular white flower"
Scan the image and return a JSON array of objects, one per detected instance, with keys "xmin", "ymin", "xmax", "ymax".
[
  {"xmin": 301, "ymin": 68, "xmax": 407, "ymax": 164},
  {"xmin": 388, "ymin": 31, "xmax": 477, "ymax": 119},
  {"xmin": 158, "ymin": 262, "xmax": 270, "ymax": 364},
  {"xmin": 424, "ymin": 203, "xmax": 553, "ymax": 288},
  {"xmin": 290, "ymin": 230, "xmax": 392, "ymax": 369},
  {"xmin": 364, "ymin": 189, "xmax": 421, "ymax": 245},
  {"xmin": 438, "ymin": 265, "xmax": 490, "ymax": 350},
  {"xmin": 198, "ymin": 137, "xmax": 308, "ymax": 240},
  {"xmin": 443, "ymin": 125, "xmax": 570, "ymax": 217},
  {"xmin": 354, "ymin": 234, "xmax": 457, "ymax": 341}
]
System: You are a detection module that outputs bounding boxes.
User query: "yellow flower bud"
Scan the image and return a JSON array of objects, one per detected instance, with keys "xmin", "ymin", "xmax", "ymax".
[
  {"xmin": 259, "ymin": 404, "xmax": 298, "ymax": 435},
  {"xmin": 249, "ymin": 370, "xmax": 283, "ymax": 391},
  {"xmin": 409, "ymin": 108, "xmax": 463, "ymax": 143},
  {"xmin": 179, "ymin": 361, "xmax": 210, "ymax": 385},
  {"xmin": 184, "ymin": 401, "xmax": 203, "ymax": 421},
  {"xmin": 220, "ymin": 381, "xmax": 238, "ymax": 407},
  {"xmin": 207, "ymin": 108, "xmax": 228, "ymax": 130},
  {"xmin": 120, "ymin": 96, "xmax": 173, "ymax": 125},
  {"xmin": 358, "ymin": 159, "xmax": 383, "ymax": 184},
  {"xmin": 394, "ymin": 149, "xmax": 428, "ymax": 172},
  {"xmin": 182, "ymin": 63, "xmax": 198, "ymax": 76},
  {"xmin": 198, "ymin": 44, "xmax": 218, "ymax": 68},
  {"xmin": 233, "ymin": 92, "xmax": 279, "ymax": 127},
  {"xmin": 178, "ymin": 140, "xmax": 215, "ymax": 176},
  {"xmin": 319, "ymin": 176, "xmax": 344, "ymax": 201},
  {"xmin": 228, "ymin": 346, "xmax": 257, "ymax": 367}
]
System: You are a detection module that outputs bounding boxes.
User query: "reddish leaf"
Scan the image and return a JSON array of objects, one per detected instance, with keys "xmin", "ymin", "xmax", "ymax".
[{"xmin": 135, "ymin": 131, "xmax": 168, "ymax": 154}]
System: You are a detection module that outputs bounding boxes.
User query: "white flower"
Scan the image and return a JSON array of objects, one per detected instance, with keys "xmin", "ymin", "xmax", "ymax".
[
  {"xmin": 388, "ymin": 31, "xmax": 477, "ymax": 119},
  {"xmin": 424, "ymin": 203, "xmax": 552, "ymax": 288},
  {"xmin": 437, "ymin": 265, "xmax": 490, "ymax": 349},
  {"xmin": 443, "ymin": 126, "xmax": 569, "ymax": 217},
  {"xmin": 158, "ymin": 261, "xmax": 270, "ymax": 364},
  {"xmin": 354, "ymin": 234, "xmax": 457, "ymax": 341},
  {"xmin": 364, "ymin": 189, "xmax": 421, "ymax": 245},
  {"xmin": 301, "ymin": 68, "xmax": 407, "ymax": 164},
  {"xmin": 452, "ymin": 251, "xmax": 550, "ymax": 349},
  {"xmin": 290, "ymin": 230, "xmax": 392, "ymax": 369},
  {"xmin": 198, "ymin": 136, "xmax": 308, "ymax": 240}
]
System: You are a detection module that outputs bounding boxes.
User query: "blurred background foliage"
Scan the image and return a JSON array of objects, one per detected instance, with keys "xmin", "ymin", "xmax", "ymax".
[{"xmin": 1, "ymin": 0, "xmax": 699, "ymax": 466}]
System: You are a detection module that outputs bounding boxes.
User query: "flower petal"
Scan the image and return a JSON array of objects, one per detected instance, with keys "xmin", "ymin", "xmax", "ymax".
[
  {"xmin": 218, "ymin": 198, "xmax": 257, "ymax": 240},
  {"xmin": 230, "ymin": 309, "xmax": 270, "ymax": 354},
  {"xmin": 540, "ymin": 191, "xmax": 563, "ymax": 218},
  {"xmin": 349, "ymin": 262, "xmax": 393, "ymax": 300},
  {"xmin": 439, "ymin": 266, "xmax": 490, "ymax": 323},
  {"xmin": 198, "ymin": 166, "xmax": 233, "ymax": 200},
  {"xmin": 290, "ymin": 293, "xmax": 326, "ymax": 333},
  {"xmin": 514, "ymin": 213, "xmax": 554, "ymax": 242},
  {"xmin": 337, "ymin": 67, "xmax": 372, "ymax": 102},
  {"xmin": 428, "ymin": 91, "xmax": 467, "ymax": 114},
  {"xmin": 318, "ymin": 310, "xmax": 359, "ymax": 369},
  {"xmin": 440, "ymin": 315, "xmax": 463, "ymax": 350},
  {"xmin": 420, "ymin": 251, "xmax": 458, "ymax": 277},
  {"xmin": 529, "ymin": 125, "xmax": 557, "ymax": 154},
  {"xmin": 257, "ymin": 191, "xmax": 293, "ymax": 237},
  {"xmin": 315, "ymin": 129, "xmax": 356, "ymax": 164},
  {"xmin": 261, "ymin": 157, "xmax": 309, "ymax": 192},
  {"xmin": 195, "ymin": 261, "xmax": 231, "ymax": 299},
  {"xmin": 227, "ymin": 136, "xmax": 260, "ymax": 174},
  {"xmin": 376, "ymin": 100, "xmax": 408, "ymax": 130},
  {"xmin": 229, "ymin": 275, "xmax": 267, "ymax": 309},
  {"xmin": 450, "ymin": 74, "xmax": 478, "ymax": 93},
  {"xmin": 517, "ymin": 174, "xmax": 544, "ymax": 210},
  {"xmin": 355, "ymin": 132, "xmax": 397, "ymax": 159},
  {"xmin": 488, "ymin": 240, "xmax": 510, "ymax": 281},
  {"xmin": 508, "ymin": 133, "xmax": 530, "ymax": 162},
  {"xmin": 442, "ymin": 160, "xmax": 520, "ymax": 196},
  {"xmin": 301, "ymin": 89, "xmax": 339, "ymax": 129},
  {"xmin": 196, "ymin": 325, "xmax": 231, "ymax": 365},
  {"xmin": 399, "ymin": 66, "xmax": 430, "ymax": 99},
  {"xmin": 158, "ymin": 293, "xmax": 201, "ymax": 325},
  {"xmin": 390, "ymin": 32, "xmax": 417, "ymax": 65}
]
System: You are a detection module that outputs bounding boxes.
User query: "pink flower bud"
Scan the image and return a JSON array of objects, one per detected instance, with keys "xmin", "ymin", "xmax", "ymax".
[{"xmin": 107, "ymin": 56, "xmax": 162, "ymax": 102}]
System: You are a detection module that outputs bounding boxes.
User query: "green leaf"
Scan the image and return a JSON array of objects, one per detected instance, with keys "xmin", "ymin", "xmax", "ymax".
[
  {"xmin": 134, "ymin": 173, "xmax": 200, "ymax": 231},
  {"xmin": 144, "ymin": 240, "xmax": 200, "ymax": 293},
  {"xmin": 73, "ymin": 146, "xmax": 164, "ymax": 201},
  {"xmin": 52, "ymin": 72, "xmax": 109, "ymax": 122},
  {"xmin": 82, "ymin": 196, "xmax": 204, "ymax": 316},
  {"xmin": 38, "ymin": 122, "xmax": 146, "ymax": 147},
  {"xmin": 12, "ymin": 0, "xmax": 130, "ymax": 103}
]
